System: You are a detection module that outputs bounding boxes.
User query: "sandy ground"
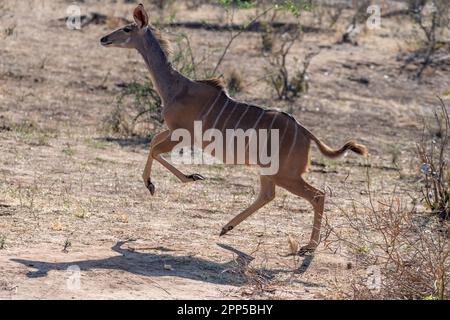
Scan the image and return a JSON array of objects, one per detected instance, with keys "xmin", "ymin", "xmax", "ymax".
[{"xmin": 0, "ymin": 0, "xmax": 448, "ymax": 299}]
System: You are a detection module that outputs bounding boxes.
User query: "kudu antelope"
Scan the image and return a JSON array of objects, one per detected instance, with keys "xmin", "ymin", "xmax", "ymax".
[{"xmin": 100, "ymin": 4, "xmax": 368, "ymax": 253}]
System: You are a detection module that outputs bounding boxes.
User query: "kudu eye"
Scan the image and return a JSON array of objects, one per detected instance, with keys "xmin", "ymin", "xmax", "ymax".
[{"xmin": 123, "ymin": 26, "xmax": 132, "ymax": 33}]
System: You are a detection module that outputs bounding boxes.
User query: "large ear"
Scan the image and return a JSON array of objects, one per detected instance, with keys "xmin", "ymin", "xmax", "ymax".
[{"xmin": 133, "ymin": 4, "xmax": 148, "ymax": 28}]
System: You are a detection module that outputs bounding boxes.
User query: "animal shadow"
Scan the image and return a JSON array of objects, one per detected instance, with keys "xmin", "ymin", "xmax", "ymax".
[
  {"xmin": 11, "ymin": 241, "xmax": 260, "ymax": 286},
  {"xmin": 11, "ymin": 241, "xmax": 319, "ymax": 288}
]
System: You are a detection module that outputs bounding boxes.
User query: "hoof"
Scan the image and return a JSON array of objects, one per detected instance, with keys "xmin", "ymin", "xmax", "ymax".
[
  {"xmin": 219, "ymin": 225, "xmax": 233, "ymax": 236},
  {"xmin": 146, "ymin": 178, "xmax": 155, "ymax": 196},
  {"xmin": 186, "ymin": 173, "xmax": 205, "ymax": 181}
]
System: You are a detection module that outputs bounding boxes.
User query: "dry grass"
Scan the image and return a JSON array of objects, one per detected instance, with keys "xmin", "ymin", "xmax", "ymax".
[
  {"xmin": 324, "ymin": 168, "xmax": 449, "ymax": 299},
  {"xmin": 416, "ymin": 98, "xmax": 449, "ymax": 221}
]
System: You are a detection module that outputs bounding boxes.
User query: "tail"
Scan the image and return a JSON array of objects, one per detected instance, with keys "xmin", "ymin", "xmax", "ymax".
[{"xmin": 308, "ymin": 133, "xmax": 368, "ymax": 159}]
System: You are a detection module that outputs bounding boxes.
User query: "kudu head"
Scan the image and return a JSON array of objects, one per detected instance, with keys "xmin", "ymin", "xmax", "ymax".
[{"xmin": 100, "ymin": 4, "xmax": 149, "ymax": 49}]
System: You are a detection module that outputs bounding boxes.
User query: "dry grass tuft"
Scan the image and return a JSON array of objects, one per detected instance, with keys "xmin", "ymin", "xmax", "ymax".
[{"xmin": 226, "ymin": 69, "xmax": 244, "ymax": 96}]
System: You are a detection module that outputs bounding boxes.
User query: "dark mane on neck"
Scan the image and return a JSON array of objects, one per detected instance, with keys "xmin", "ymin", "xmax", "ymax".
[{"xmin": 196, "ymin": 78, "xmax": 226, "ymax": 91}]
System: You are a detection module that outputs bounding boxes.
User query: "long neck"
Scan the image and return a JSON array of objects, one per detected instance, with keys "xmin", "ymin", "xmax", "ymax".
[{"xmin": 136, "ymin": 27, "xmax": 177, "ymax": 106}]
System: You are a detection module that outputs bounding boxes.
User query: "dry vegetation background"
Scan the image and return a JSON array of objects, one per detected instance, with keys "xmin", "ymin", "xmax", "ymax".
[{"xmin": 0, "ymin": 0, "xmax": 449, "ymax": 299}]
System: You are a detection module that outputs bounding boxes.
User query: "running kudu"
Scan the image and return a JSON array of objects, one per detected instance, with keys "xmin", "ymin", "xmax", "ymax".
[{"xmin": 100, "ymin": 4, "xmax": 368, "ymax": 253}]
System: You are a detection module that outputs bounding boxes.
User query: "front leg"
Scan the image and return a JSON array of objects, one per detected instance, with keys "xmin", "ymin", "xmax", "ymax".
[
  {"xmin": 143, "ymin": 131, "xmax": 205, "ymax": 195},
  {"xmin": 142, "ymin": 130, "xmax": 171, "ymax": 195},
  {"xmin": 152, "ymin": 139, "xmax": 205, "ymax": 183}
]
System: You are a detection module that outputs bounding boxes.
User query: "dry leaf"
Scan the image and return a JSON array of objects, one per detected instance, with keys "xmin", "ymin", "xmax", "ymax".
[
  {"xmin": 117, "ymin": 214, "xmax": 129, "ymax": 223},
  {"xmin": 51, "ymin": 222, "xmax": 62, "ymax": 231}
]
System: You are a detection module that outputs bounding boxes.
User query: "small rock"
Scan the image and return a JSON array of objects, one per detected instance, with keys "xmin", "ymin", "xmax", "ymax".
[
  {"xmin": 348, "ymin": 77, "xmax": 370, "ymax": 86},
  {"xmin": 164, "ymin": 264, "xmax": 173, "ymax": 271}
]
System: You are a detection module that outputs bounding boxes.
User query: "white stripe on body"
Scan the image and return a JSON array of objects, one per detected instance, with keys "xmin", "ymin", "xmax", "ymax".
[
  {"xmin": 199, "ymin": 91, "xmax": 223, "ymax": 122},
  {"xmin": 286, "ymin": 120, "xmax": 298, "ymax": 160},
  {"xmin": 245, "ymin": 108, "xmax": 265, "ymax": 151},
  {"xmin": 260, "ymin": 111, "xmax": 279, "ymax": 157},
  {"xmin": 219, "ymin": 101, "xmax": 239, "ymax": 132},
  {"xmin": 211, "ymin": 98, "xmax": 230, "ymax": 129}
]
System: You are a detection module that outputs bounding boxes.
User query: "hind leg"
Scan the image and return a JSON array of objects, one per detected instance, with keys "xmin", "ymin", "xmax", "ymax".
[
  {"xmin": 220, "ymin": 175, "xmax": 275, "ymax": 236},
  {"xmin": 277, "ymin": 176, "xmax": 325, "ymax": 253}
]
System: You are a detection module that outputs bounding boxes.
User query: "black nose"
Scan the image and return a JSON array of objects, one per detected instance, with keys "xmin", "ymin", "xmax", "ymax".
[{"xmin": 100, "ymin": 36, "xmax": 109, "ymax": 44}]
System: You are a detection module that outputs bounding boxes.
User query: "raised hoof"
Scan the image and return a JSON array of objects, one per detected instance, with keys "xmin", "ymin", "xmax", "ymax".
[
  {"xmin": 146, "ymin": 178, "xmax": 155, "ymax": 196},
  {"xmin": 219, "ymin": 226, "xmax": 233, "ymax": 236},
  {"xmin": 298, "ymin": 245, "xmax": 317, "ymax": 256},
  {"xmin": 186, "ymin": 173, "xmax": 205, "ymax": 181}
]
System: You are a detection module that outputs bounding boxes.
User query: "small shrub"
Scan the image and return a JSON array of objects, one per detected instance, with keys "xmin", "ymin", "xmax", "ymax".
[
  {"xmin": 340, "ymin": 0, "xmax": 371, "ymax": 45},
  {"xmin": 62, "ymin": 238, "xmax": 71, "ymax": 253},
  {"xmin": 289, "ymin": 51, "xmax": 318, "ymax": 98},
  {"xmin": 312, "ymin": 3, "xmax": 345, "ymax": 29},
  {"xmin": 62, "ymin": 147, "xmax": 75, "ymax": 157},
  {"xmin": 121, "ymin": 81, "xmax": 163, "ymax": 125},
  {"xmin": 226, "ymin": 69, "xmax": 244, "ymax": 96},
  {"xmin": 265, "ymin": 31, "xmax": 300, "ymax": 100},
  {"xmin": 416, "ymin": 97, "xmax": 449, "ymax": 221},
  {"xmin": 104, "ymin": 105, "xmax": 133, "ymax": 136},
  {"xmin": 407, "ymin": 0, "xmax": 450, "ymax": 78},
  {"xmin": 172, "ymin": 32, "xmax": 197, "ymax": 79},
  {"xmin": 4, "ymin": 23, "xmax": 16, "ymax": 37},
  {"xmin": 265, "ymin": 29, "xmax": 318, "ymax": 100},
  {"xmin": 324, "ymin": 175, "xmax": 449, "ymax": 300},
  {"xmin": 260, "ymin": 22, "xmax": 274, "ymax": 53},
  {"xmin": 106, "ymin": 81, "xmax": 163, "ymax": 137}
]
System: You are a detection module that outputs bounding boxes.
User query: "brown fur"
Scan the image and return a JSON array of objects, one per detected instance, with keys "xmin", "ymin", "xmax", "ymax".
[
  {"xmin": 308, "ymin": 132, "xmax": 369, "ymax": 159},
  {"xmin": 196, "ymin": 78, "xmax": 226, "ymax": 91},
  {"xmin": 148, "ymin": 26, "xmax": 172, "ymax": 57},
  {"xmin": 102, "ymin": 4, "xmax": 369, "ymax": 254}
]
